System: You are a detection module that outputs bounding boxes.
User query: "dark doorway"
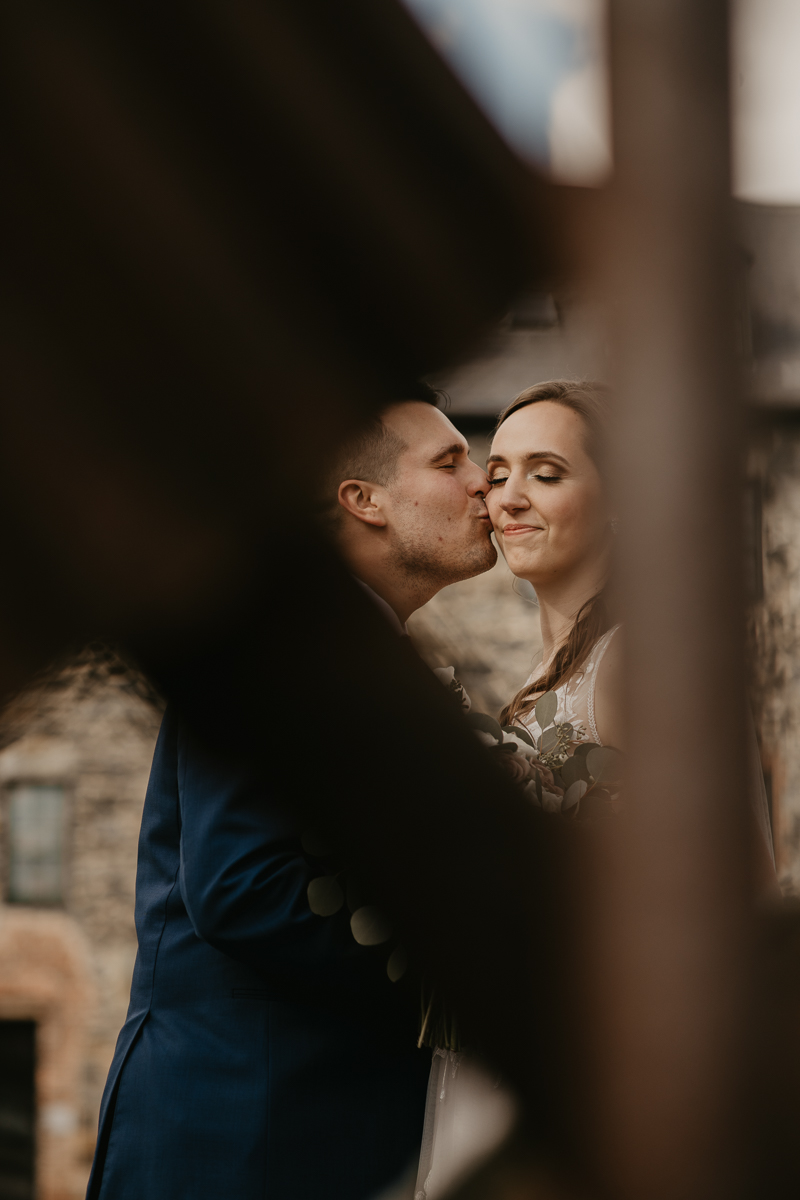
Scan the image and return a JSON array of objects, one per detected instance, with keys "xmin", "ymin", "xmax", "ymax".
[{"xmin": 0, "ymin": 1021, "xmax": 36, "ymax": 1199}]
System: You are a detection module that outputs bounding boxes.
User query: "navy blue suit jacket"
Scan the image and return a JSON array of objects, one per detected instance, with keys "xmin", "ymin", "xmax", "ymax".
[{"xmin": 87, "ymin": 707, "xmax": 430, "ymax": 1199}]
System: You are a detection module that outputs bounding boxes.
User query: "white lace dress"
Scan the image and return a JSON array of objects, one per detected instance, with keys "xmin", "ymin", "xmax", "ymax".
[
  {"xmin": 521, "ymin": 625, "xmax": 774, "ymax": 856},
  {"xmin": 413, "ymin": 628, "xmax": 621, "ymax": 1199},
  {"xmin": 414, "ymin": 622, "xmax": 777, "ymax": 1198},
  {"xmin": 519, "ymin": 624, "xmax": 621, "ymax": 759}
]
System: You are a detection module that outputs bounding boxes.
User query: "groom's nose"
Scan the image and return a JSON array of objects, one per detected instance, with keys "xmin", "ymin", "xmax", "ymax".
[{"xmin": 465, "ymin": 461, "xmax": 490, "ymax": 497}]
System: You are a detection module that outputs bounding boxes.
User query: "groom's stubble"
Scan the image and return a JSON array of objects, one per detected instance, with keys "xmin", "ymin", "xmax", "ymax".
[{"xmin": 390, "ymin": 493, "xmax": 497, "ymax": 593}]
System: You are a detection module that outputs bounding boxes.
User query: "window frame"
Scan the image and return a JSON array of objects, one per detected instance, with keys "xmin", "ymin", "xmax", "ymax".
[{"xmin": 1, "ymin": 779, "xmax": 71, "ymax": 909}]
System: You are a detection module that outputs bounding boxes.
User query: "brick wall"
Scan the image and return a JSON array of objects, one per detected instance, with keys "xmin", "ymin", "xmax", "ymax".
[{"xmin": 0, "ymin": 655, "xmax": 161, "ymax": 1199}]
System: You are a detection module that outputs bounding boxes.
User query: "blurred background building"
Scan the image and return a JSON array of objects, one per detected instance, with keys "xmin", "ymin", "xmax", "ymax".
[
  {"xmin": 413, "ymin": 200, "xmax": 800, "ymax": 894},
  {"xmin": 0, "ymin": 656, "xmax": 160, "ymax": 1199},
  {"xmin": 405, "ymin": 0, "xmax": 800, "ymax": 896},
  {"xmin": 5, "ymin": 0, "xmax": 800, "ymax": 1195}
]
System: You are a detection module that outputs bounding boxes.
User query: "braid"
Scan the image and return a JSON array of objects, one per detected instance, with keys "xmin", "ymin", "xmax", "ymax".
[{"xmin": 499, "ymin": 592, "xmax": 609, "ymax": 727}]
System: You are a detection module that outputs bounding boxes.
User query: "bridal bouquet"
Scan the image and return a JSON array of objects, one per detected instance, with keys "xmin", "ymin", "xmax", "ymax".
[
  {"xmin": 303, "ymin": 665, "xmax": 623, "ymax": 1056},
  {"xmin": 435, "ymin": 667, "xmax": 621, "ymax": 820},
  {"xmin": 417, "ymin": 670, "xmax": 623, "ymax": 1052}
]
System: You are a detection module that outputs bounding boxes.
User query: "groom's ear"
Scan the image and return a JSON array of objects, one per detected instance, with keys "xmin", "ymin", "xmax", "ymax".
[{"xmin": 337, "ymin": 480, "xmax": 388, "ymax": 528}]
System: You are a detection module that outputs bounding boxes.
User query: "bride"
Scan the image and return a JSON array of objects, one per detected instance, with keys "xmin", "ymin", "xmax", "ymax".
[
  {"xmin": 414, "ymin": 379, "xmax": 624, "ymax": 1200},
  {"xmin": 414, "ymin": 378, "xmax": 775, "ymax": 1199},
  {"xmin": 489, "ymin": 379, "xmax": 622, "ymax": 753}
]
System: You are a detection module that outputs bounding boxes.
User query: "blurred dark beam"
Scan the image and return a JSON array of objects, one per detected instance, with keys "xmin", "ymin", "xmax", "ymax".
[
  {"xmin": 0, "ymin": 0, "xmax": 552, "ymax": 694},
  {"xmin": 0, "ymin": 0, "xmax": 582, "ymax": 1169},
  {"xmin": 584, "ymin": 2, "xmax": 750, "ymax": 1198}
]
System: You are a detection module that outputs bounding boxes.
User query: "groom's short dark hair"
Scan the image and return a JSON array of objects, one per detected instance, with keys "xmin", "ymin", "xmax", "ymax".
[{"xmin": 323, "ymin": 382, "xmax": 439, "ymax": 524}]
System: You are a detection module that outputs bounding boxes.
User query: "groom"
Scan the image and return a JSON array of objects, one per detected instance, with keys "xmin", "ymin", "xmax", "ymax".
[
  {"xmin": 87, "ymin": 390, "xmax": 496, "ymax": 1200},
  {"xmin": 328, "ymin": 387, "xmax": 496, "ymax": 629}
]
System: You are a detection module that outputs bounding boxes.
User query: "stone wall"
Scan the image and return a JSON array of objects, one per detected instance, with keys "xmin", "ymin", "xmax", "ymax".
[
  {"xmin": 750, "ymin": 426, "xmax": 800, "ymax": 891},
  {"xmin": 408, "ymin": 556, "xmax": 543, "ymax": 718},
  {"xmin": 0, "ymin": 654, "xmax": 161, "ymax": 1199}
]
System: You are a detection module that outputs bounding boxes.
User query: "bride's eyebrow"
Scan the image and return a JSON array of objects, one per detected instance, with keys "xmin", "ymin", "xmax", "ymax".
[{"xmin": 486, "ymin": 450, "xmax": 569, "ymax": 466}]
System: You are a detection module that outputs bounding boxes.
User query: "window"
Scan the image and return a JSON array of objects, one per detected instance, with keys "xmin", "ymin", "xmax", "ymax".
[{"xmin": 7, "ymin": 785, "xmax": 65, "ymax": 905}]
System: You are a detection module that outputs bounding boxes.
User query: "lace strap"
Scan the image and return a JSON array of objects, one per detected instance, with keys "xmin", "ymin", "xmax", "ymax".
[{"xmin": 587, "ymin": 625, "xmax": 621, "ymax": 745}]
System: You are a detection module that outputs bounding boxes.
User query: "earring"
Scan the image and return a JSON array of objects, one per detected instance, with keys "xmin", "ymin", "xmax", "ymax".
[{"xmin": 610, "ymin": 518, "xmax": 619, "ymax": 535}]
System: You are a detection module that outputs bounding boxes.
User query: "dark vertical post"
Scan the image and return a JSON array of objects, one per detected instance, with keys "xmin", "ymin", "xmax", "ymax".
[
  {"xmin": 0, "ymin": 1021, "xmax": 36, "ymax": 1199},
  {"xmin": 589, "ymin": 3, "xmax": 748, "ymax": 1198}
]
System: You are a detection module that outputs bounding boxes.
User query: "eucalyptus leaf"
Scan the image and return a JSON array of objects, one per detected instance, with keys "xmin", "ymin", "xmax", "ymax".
[
  {"xmin": 559, "ymin": 722, "xmax": 574, "ymax": 738},
  {"xmin": 387, "ymin": 945, "xmax": 408, "ymax": 982},
  {"xmin": 586, "ymin": 746, "xmax": 623, "ymax": 784},
  {"xmin": 307, "ymin": 875, "xmax": 344, "ymax": 917},
  {"xmin": 575, "ymin": 754, "xmax": 594, "ymax": 784},
  {"xmin": 535, "ymin": 691, "xmax": 558, "ymax": 730},
  {"xmin": 501, "ymin": 724, "xmax": 535, "ymax": 748},
  {"xmin": 351, "ymin": 905, "xmax": 393, "ymax": 946},
  {"xmin": 466, "ymin": 711, "xmax": 503, "ymax": 743},
  {"xmin": 560, "ymin": 756, "xmax": 586, "ymax": 788},
  {"xmin": 535, "ymin": 772, "xmax": 543, "ymax": 803},
  {"xmin": 573, "ymin": 742, "xmax": 599, "ymax": 761},
  {"xmin": 540, "ymin": 727, "xmax": 559, "ymax": 753},
  {"xmin": 563, "ymin": 780, "xmax": 588, "ymax": 810}
]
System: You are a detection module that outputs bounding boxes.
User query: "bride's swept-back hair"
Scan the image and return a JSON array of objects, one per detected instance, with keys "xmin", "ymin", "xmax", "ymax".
[{"xmin": 497, "ymin": 379, "xmax": 613, "ymax": 729}]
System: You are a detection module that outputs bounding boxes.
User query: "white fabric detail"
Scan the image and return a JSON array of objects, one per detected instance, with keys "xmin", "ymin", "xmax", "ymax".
[
  {"xmin": 520, "ymin": 624, "xmax": 621, "ymax": 750},
  {"xmin": 414, "ymin": 1050, "xmax": 516, "ymax": 1199},
  {"xmin": 587, "ymin": 624, "xmax": 621, "ymax": 744}
]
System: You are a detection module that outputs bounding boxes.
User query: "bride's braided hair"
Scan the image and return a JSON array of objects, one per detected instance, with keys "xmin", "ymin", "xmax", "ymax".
[{"xmin": 497, "ymin": 380, "xmax": 613, "ymax": 729}]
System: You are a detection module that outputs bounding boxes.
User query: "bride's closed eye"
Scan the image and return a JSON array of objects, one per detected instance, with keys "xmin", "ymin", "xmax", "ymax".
[{"xmin": 488, "ymin": 472, "xmax": 562, "ymax": 486}]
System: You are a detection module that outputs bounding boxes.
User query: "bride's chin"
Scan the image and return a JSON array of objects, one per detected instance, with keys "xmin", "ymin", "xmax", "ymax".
[{"xmin": 503, "ymin": 549, "xmax": 536, "ymax": 575}]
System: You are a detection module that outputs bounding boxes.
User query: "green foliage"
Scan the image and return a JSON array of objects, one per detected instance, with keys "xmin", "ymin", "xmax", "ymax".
[
  {"xmin": 534, "ymin": 690, "xmax": 558, "ymax": 729},
  {"xmin": 466, "ymin": 711, "xmax": 504, "ymax": 742}
]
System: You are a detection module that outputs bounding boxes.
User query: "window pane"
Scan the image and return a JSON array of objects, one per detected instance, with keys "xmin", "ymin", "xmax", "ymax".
[{"xmin": 8, "ymin": 785, "xmax": 65, "ymax": 904}]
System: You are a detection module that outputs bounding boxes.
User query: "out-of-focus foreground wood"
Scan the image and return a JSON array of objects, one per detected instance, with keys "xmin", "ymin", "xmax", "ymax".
[
  {"xmin": 0, "ymin": 0, "xmax": 580, "ymax": 1176},
  {"xmin": 0, "ymin": 0, "xmax": 549, "ymax": 693},
  {"xmin": 581, "ymin": 3, "xmax": 750, "ymax": 1199},
  {"xmin": 6, "ymin": 4, "xmax": 800, "ymax": 1199}
]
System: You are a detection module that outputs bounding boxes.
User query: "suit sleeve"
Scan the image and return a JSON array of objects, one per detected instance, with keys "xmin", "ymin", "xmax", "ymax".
[{"xmin": 175, "ymin": 717, "xmax": 387, "ymax": 997}]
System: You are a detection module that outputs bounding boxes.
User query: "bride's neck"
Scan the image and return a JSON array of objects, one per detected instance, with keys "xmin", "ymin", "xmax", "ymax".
[{"xmin": 535, "ymin": 574, "xmax": 604, "ymax": 667}]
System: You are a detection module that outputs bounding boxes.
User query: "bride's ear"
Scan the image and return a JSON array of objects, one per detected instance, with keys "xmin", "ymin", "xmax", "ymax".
[{"xmin": 337, "ymin": 480, "xmax": 387, "ymax": 527}]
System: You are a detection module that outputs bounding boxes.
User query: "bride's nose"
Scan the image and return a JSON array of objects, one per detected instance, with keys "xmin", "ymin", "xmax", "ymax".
[{"xmin": 499, "ymin": 478, "xmax": 529, "ymax": 512}]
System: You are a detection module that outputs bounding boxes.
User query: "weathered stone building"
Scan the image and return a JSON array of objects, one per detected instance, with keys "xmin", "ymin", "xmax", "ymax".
[
  {"xmin": 421, "ymin": 201, "xmax": 800, "ymax": 893},
  {"xmin": 739, "ymin": 202, "xmax": 800, "ymax": 890},
  {"xmin": 0, "ymin": 653, "xmax": 161, "ymax": 1199},
  {"xmin": 3, "ymin": 198, "xmax": 800, "ymax": 1200}
]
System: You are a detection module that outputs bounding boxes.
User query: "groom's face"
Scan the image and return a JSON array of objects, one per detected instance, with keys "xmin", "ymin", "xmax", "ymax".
[{"xmin": 380, "ymin": 403, "xmax": 497, "ymax": 584}]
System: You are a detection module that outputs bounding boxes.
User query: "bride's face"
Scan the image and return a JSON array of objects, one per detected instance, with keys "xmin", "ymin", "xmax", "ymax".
[{"xmin": 486, "ymin": 401, "xmax": 610, "ymax": 589}]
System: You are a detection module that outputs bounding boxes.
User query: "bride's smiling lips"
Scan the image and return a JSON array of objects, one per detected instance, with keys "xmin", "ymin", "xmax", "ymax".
[{"xmin": 501, "ymin": 523, "xmax": 543, "ymax": 536}]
